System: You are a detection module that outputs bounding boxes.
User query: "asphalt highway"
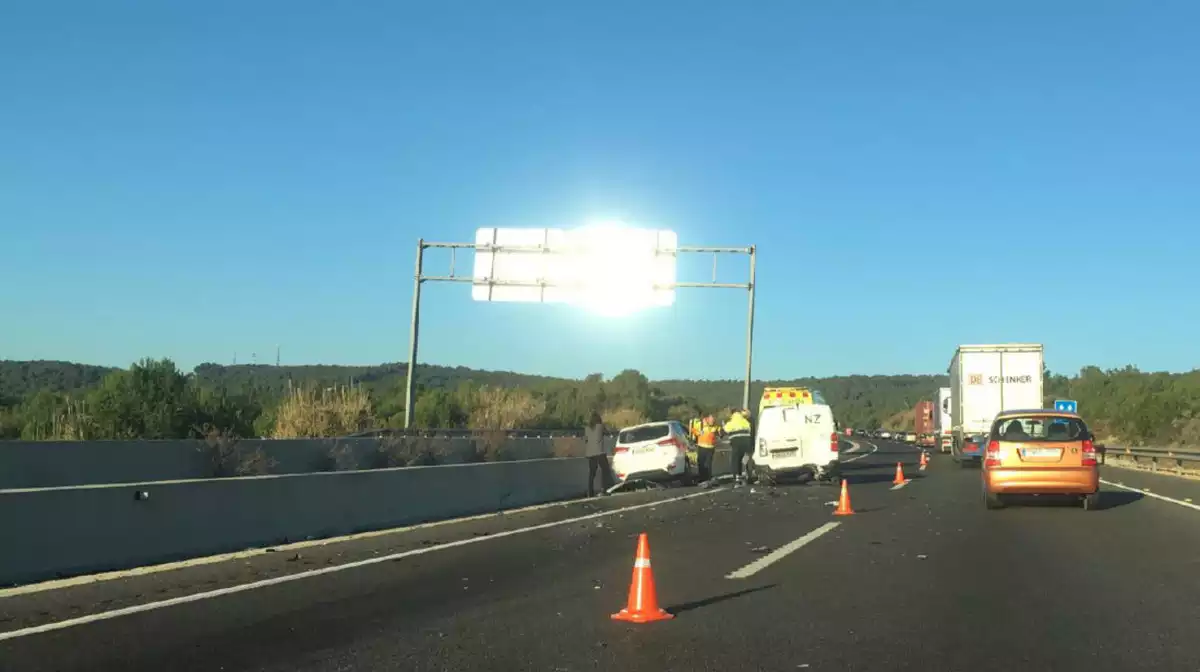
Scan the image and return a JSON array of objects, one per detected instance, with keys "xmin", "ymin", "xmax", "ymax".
[{"xmin": 3, "ymin": 440, "xmax": 1200, "ymax": 671}]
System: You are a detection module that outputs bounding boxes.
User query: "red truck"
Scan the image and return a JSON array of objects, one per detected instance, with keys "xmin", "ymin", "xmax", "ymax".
[{"xmin": 913, "ymin": 401, "xmax": 936, "ymax": 448}]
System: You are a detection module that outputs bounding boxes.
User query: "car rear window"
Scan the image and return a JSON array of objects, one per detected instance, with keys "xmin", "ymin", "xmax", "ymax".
[
  {"xmin": 991, "ymin": 416, "xmax": 1090, "ymax": 442},
  {"xmin": 618, "ymin": 424, "xmax": 670, "ymax": 444}
]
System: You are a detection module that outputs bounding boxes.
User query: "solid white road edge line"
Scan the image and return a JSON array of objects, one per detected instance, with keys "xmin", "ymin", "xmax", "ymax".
[
  {"xmin": 1100, "ymin": 479, "xmax": 1200, "ymax": 511},
  {"xmin": 0, "ymin": 487, "xmax": 726, "ymax": 642},
  {"xmin": 842, "ymin": 443, "xmax": 878, "ymax": 464},
  {"xmin": 725, "ymin": 522, "xmax": 841, "ymax": 579},
  {"xmin": 890, "ymin": 480, "xmax": 910, "ymax": 491}
]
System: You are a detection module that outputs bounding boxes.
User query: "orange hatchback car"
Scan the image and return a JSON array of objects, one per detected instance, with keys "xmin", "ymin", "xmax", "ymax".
[{"xmin": 982, "ymin": 410, "xmax": 1100, "ymax": 510}]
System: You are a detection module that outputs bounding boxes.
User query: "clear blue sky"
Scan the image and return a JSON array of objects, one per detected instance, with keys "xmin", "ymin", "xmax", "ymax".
[{"xmin": 3, "ymin": 0, "xmax": 1198, "ymax": 380}]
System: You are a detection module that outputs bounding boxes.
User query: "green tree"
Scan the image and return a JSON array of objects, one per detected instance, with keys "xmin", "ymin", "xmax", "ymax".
[
  {"xmin": 413, "ymin": 388, "xmax": 468, "ymax": 428},
  {"xmin": 86, "ymin": 358, "xmax": 193, "ymax": 439}
]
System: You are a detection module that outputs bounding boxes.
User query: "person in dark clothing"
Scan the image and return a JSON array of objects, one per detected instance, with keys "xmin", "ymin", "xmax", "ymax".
[
  {"xmin": 724, "ymin": 409, "xmax": 754, "ymax": 486},
  {"xmin": 584, "ymin": 412, "xmax": 615, "ymax": 496}
]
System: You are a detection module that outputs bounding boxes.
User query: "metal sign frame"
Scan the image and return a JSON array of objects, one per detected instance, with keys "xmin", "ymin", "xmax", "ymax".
[{"xmin": 403, "ymin": 236, "xmax": 757, "ymax": 428}]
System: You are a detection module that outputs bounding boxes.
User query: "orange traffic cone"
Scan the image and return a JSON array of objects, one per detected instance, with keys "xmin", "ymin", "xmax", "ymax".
[
  {"xmin": 919, "ymin": 451, "xmax": 928, "ymax": 471},
  {"xmin": 893, "ymin": 462, "xmax": 906, "ymax": 485},
  {"xmin": 611, "ymin": 533, "xmax": 674, "ymax": 623},
  {"xmin": 833, "ymin": 479, "xmax": 855, "ymax": 516}
]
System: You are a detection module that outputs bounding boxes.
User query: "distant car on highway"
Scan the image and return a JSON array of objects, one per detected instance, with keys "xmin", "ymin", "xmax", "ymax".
[
  {"xmin": 749, "ymin": 402, "xmax": 840, "ymax": 486},
  {"xmin": 904, "ymin": 433, "xmax": 917, "ymax": 443},
  {"xmin": 982, "ymin": 410, "xmax": 1100, "ymax": 510},
  {"xmin": 611, "ymin": 421, "xmax": 693, "ymax": 485},
  {"xmin": 879, "ymin": 431, "xmax": 892, "ymax": 439},
  {"xmin": 956, "ymin": 433, "xmax": 988, "ymax": 466}
]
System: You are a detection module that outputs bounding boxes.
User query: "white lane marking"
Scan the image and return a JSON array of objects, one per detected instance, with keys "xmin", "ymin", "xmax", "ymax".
[
  {"xmin": 726, "ymin": 522, "xmax": 841, "ymax": 579},
  {"xmin": 0, "ymin": 488, "xmax": 726, "ymax": 642},
  {"xmin": 0, "ymin": 487, "xmax": 655, "ymax": 599},
  {"xmin": 890, "ymin": 480, "xmax": 910, "ymax": 491},
  {"xmin": 845, "ymin": 440, "xmax": 862, "ymax": 454},
  {"xmin": 842, "ymin": 443, "xmax": 878, "ymax": 464},
  {"xmin": 1101, "ymin": 479, "xmax": 1200, "ymax": 512}
]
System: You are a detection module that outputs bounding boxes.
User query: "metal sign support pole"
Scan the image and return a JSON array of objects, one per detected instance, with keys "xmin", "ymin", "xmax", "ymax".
[
  {"xmin": 403, "ymin": 239, "xmax": 425, "ymax": 429},
  {"xmin": 743, "ymin": 245, "xmax": 757, "ymax": 411}
]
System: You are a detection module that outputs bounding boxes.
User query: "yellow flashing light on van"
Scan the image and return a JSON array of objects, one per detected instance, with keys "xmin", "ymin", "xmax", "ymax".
[{"xmin": 759, "ymin": 387, "xmax": 821, "ymax": 413}]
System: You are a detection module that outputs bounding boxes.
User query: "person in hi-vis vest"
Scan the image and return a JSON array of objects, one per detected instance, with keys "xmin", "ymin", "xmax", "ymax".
[
  {"xmin": 696, "ymin": 415, "xmax": 720, "ymax": 482},
  {"xmin": 724, "ymin": 409, "xmax": 753, "ymax": 486}
]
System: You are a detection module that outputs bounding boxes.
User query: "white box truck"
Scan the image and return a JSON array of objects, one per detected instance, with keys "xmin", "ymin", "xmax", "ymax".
[
  {"xmin": 949, "ymin": 344, "xmax": 1044, "ymax": 464},
  {"xmin": 935, "ymin": 387, "xmax": 952, "ymax": 453}
]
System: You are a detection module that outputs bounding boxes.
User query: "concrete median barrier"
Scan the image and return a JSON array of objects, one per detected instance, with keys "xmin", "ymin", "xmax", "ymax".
[
  {"xmin": 0, "ymin": 436, "xmax": 569, "ymax": 489},
  {"xmin": 0, "ymin": 458, "xmax": 589, "ymax": 587}
]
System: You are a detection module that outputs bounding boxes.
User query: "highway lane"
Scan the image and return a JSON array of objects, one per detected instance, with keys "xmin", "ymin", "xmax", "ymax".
[{"xmin": 4, "ymin": 441, "xmax": 1200, "ymax": 671}]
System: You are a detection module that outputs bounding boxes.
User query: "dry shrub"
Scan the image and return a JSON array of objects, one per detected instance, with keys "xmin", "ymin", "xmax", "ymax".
[
  {"xmin": 470, "ymin": 428, "xmax": 511, "ymax": 462},
  {"xmin": 374, "ymin": 436, "xmax": 443, "ymax": 468},
  {"xmin": 467, "ymin": 386, "xmax": 545, "ymax": 430},
  {"xmin": 602, "ymin": 407, "xmax": 647, "ymax": 430},
  {"xmin": 552, "ymin": 436, "xmax": 585, "ymax": 458},
  {"xmin": 51, "ymin": 400, "xmax": 95, "ymax": 440},
  {"xmin": 273, "ymin": 385, "xmax": 373, "ymax": 438},
  {"xmin": 197, "ymin": 427, "xmax": 276, "ymax": 477},
  {"xmin": 320, "ymin": 442, "xmax": 359, "ymax": 472},
  {"xmin": 1172, "ymin": 413, "xmax": 1200, "ymax": 449}
]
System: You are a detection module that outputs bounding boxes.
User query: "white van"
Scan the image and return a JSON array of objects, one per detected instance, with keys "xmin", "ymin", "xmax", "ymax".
[{"xmin": 749, "ymin": 403, "xmax": 840, "ymax": 485}]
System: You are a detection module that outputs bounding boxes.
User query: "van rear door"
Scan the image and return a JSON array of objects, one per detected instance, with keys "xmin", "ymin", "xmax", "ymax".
[
  {"xmin": 760, "ymin": 407, "xmax": 802, "ymax": 459},
  {"xmin": 797, "ymin": 404, "xmax": 836, "ymax": 463}
]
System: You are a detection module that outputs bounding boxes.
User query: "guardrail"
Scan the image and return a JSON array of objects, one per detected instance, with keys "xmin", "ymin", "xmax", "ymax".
[
  {"xmin": 1099, "ymin": 445, "xmax": 1200, "ymax": 473},
  {"xmin": 348, "ymin": 427, "xmax": 591, "ymax": 439}
]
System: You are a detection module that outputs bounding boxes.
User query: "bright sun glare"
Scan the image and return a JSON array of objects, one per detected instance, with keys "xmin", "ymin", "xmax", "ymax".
[{"xmin": 566, "ymin": 223, "xmax": 674, "ymax": 318}]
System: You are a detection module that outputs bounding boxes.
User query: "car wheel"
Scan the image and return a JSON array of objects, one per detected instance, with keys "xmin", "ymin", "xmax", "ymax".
[
  {"xmin": 1082, "ymin": 492, "xmax": 1101, "ymax": 511},
  {"xmin": 984, "ymin": 490, "xmax": 1005, "ymax": 510}
]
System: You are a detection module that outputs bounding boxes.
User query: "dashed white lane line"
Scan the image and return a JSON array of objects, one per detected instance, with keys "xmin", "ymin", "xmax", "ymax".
[
  {"xmin": 0, "ymin": 488, "xmax": 726, "ymax": 642},
  {"xmin": 890, "ymin": 480, "xmax": 911, "ymax": 491},
  {"xmin": 726, "ymin": 522, "xmax": 841, "ymax": 579},
  {"xmin": 1101, "ymin": 479, "xmax": 1200, "ymax": 511},
  {"xmin": 842, "ymin": 443, "xmax": 878, "ymax": 464}
]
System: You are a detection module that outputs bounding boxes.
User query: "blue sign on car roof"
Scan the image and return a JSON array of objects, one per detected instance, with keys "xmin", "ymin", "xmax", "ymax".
[{"xmin": 1054, "ymin": 399, "xmax": 1078, "ymax": 414}]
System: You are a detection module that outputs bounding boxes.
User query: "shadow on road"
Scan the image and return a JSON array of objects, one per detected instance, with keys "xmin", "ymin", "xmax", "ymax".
[
  {"xmin": 1097, "ymin": 490, "xmax": 1144, "ymax": 510},
  {"xmin": 668, "ymin": 584, "xmax": 776, "ymax": 614},
  {"xmin": 1000, "ymin": 490, "xmax": 1143, "ymax": 510}
]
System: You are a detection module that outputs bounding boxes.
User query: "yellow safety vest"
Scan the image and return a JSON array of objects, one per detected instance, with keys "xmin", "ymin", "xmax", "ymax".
[{"xmin": 724, "ymin": 413, "xmax": 750, "ymax": 434}]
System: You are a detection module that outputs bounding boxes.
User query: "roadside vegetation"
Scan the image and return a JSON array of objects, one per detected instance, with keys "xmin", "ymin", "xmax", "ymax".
[{"xmin": 0, "ymin": 359, "xmax": 1197, "ymax": 448}]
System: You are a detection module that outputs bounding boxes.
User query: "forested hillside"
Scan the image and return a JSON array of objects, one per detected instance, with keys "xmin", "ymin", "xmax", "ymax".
[{"xmin": 0, "ymin": 359, "xmax": 1197, "ymax": 447}]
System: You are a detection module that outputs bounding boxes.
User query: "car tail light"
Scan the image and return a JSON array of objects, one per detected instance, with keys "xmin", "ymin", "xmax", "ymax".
[
  {"xmin": 830, "ymin": 432, "xmax": 839, "ymax": 453},
  {"xmin": 1081, "ymin": 439, "xmax": 1097, "ymax": 466},
  {"xmin": 984, "ymin": 440, "xmax": 1001, "ymax": 467},
  {"xmin": 613, "ymin": 445, "xmax": 630, "ymax": 455}
]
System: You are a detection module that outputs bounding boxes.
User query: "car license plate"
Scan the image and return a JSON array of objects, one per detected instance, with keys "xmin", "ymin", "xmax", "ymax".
[
  {"xmin": 1023, "ymin": 447, "xmax": 1058, "ymax": 458},
  {"xmin": 771, "ymin": 448, "xmax": 798, "ymax": 456},
  {"xmin": 634, "ymin": 446, "xmax": 656, "ymax": 454}
]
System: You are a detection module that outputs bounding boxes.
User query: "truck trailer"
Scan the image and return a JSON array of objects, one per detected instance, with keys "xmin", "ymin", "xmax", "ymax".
[
  {"xmin": 913, "ymin": 400, "xmax": 936, "ymax": 447},
  {"xmin": 948, "ymin": 344, "xmax": 1044, "ymax": 464}
]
